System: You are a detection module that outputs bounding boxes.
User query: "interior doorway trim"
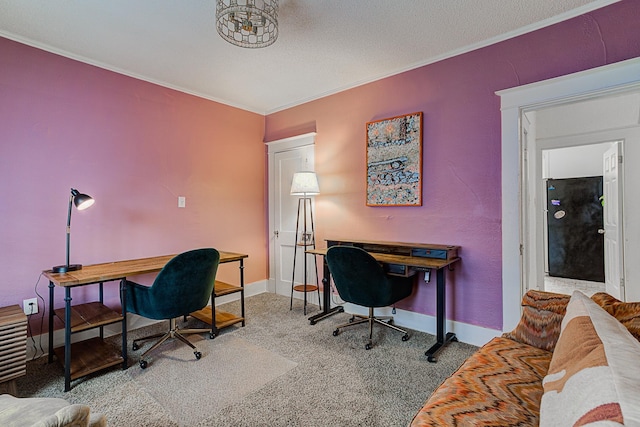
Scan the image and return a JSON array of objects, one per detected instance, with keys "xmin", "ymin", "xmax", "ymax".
[
  {"xmin": 266, "ymin": 132, "xmax": 317, "ymax": 293},
  {"xmin": 497, "ymin": 57, "xmax": 640, "ymax": 332}
]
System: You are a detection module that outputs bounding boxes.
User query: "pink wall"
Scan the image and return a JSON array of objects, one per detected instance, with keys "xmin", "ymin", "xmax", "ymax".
[
  {"xmin": 265, "ymin": 0, "xmax": 640, "ymax": 330},
  {"xmin": 0, "ymin": 38, "xmax": 267, "ymax": 334}
]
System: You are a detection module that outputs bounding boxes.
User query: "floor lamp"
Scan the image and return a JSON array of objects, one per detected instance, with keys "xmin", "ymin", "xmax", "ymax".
[{"xmin": 290, "ymin": 171, "xmax": 321, "ymax": 315}]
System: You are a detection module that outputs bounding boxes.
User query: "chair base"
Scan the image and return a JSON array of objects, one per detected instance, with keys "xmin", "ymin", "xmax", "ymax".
[
  {"xmin": 132, "ymin": 318, "xmax": 206, "ymax": 368},
  {"xmin": 332, "ymin": 307, "xmax": 410, "ymax": 349}
]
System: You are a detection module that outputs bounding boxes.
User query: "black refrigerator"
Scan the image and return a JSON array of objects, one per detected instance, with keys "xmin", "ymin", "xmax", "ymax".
[{"xmin": 546, "ymin": 176, "xmax": 604, "ymax": 283}]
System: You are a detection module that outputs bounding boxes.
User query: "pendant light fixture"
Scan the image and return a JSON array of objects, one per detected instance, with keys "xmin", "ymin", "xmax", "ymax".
[{"xmin": 215, "ymin": 0, "xmax": 279, "ymax": 48}]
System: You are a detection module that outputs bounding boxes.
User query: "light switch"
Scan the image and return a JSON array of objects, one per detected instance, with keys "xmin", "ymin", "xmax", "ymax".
[{"xmin": 178, "ymin": 196, "xmax": 186, "ymax": 208}]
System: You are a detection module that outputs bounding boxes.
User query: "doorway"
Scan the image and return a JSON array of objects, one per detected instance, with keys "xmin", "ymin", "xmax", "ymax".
[
  {"xmin": 498, "ymin": 57, "xmax": 640, "ymax": 332},
  {"xmin": 539, "ymin": 142, "xmax": 614, "ymax": 297},
  {"xmin": 524, "ymin": 96, "xmax": 636, "ymax": 303},
  {"xmin": 266, "ymin": 133, "xmax": 317, "ymax": 297}
]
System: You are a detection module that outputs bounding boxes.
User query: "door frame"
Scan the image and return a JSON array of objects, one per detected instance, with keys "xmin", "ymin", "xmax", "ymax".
[
  {"xmin": 497, "ymin": 57, "xmax": 640, "ymax": 332},
  {"xmin": 266, "ymin": 132, "xmax": 317, "ymax": 293}
]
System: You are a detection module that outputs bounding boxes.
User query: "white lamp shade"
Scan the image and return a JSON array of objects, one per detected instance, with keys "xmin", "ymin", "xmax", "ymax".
[{"xmin": 290, "ymin": 171, "xmax": 320, "ymax": 195}]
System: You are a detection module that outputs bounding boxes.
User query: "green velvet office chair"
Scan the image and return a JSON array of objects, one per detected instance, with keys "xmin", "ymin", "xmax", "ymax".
[
  {"xmin": 125, "ymin": 248, "xmax": 220, "ymax": 368},
  {"xmin": 326, "ymin": 246, "xmax": 413, "ymax": 350}
]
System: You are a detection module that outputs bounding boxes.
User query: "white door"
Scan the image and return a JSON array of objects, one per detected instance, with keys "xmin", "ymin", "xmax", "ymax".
[
  {"xmin": 603, "ymin": 141, "xmax": 624, "ymax": 300},
  {"xmin": 521, "ymin": 111, "xmax": 543, "ymax": 291},
  {"xmin": 267, "ymin": 135, "xmax": 316, "ymax": 297}
]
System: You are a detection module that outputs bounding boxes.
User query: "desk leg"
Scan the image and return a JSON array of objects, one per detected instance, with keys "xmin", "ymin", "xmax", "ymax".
[
  {"xmin": 48, "ymin": 281, "xmax": 54, "ymax": 364},
  {"xmin": 99, "ymin": 282, "xmax": 104, "ymax": 340},
  {"xmin": 64, "ymin": 287, "xmax": 72, "ymax": 392},
  {"xmin": 425, "ymin": 267, "xmax": 457, "ymax": 362},
  {"xmin": 120, "ymin": 279, "xmax": 128, "ymax": 370},
  {"xmin": 308, "ymin": 256, "xmax": 343, "ymax": 325},
  {"xmin": 210, "ymin": 289, "xmax": 218, "ymax": 338},
  {"xmin": 239, "ymin": 259, "xmax": 245, "ymax": 327}
]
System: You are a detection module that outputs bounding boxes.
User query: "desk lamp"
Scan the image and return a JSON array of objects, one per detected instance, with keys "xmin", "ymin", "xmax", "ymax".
[
  {"xmin": 52, "ymin": 188, "xmax": 95, "ymax": 273},
  {"xmin": 290, "ymin": 171, "xmax": 320, "ymax": 314}
]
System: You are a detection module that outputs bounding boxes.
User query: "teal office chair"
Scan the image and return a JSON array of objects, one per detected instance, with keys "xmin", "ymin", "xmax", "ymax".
[
  {"xmin": 125, "ymin": 248, "xmax": 220, "ymax": 368},
  {"xmin": 326, "ymin": 246, "xmax": 413, "ymax": 349}
]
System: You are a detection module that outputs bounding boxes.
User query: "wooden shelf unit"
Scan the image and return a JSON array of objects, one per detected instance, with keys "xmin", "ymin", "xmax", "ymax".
[
  {"xmin": 52, "ymin": 301, "xmax": 124, "ymax": 380},
  {"xmin": 190, "ymin": 280, "xmax": 245, "ymax": 335},
  {"xmin": 52, "ymin": 336, "xmax": 122, "ymax": 380},
  {"xmin": 0, "ymin": 305, "xmax": 27, "ymax": 395}
]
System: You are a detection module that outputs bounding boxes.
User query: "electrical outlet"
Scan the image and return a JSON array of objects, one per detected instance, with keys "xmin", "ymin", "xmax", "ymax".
[
  {"xmin": 178, "ymin": 196, "xmax": 186, "ymax": 208},
  {"xmin": 424, "ymin": 270, "xmax": 430, "ymax": 283},
  {"xmin": 23, "ymin": 298, "xmax": 38, "ymax": 315}
]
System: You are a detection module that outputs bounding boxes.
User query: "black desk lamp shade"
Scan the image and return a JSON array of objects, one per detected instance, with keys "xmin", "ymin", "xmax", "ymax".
[{"xmin": 52, "ymin": 188, "xmax": 95, "ymax": 273}]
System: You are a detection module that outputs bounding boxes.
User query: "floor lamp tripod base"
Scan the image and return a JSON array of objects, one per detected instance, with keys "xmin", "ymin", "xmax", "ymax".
[
  {"xmin": 51, "ymin": 264, "xmax": 82, "ymax": 274},
  {"xmin": 290, "ymin": 197, "xmax": 321, "ymax": 315}
]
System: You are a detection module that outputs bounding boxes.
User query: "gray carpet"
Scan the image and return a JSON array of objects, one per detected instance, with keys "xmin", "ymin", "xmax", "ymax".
[{"xmin": 15, "ymin": 293, "xmax": 479, "ymax": 426}]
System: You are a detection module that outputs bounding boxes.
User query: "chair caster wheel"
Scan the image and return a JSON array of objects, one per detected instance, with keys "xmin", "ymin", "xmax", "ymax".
[
  {"xmin": 132, "ymin": 343, "xmax": 139, "ymax": 351},
  {"xmin": 310, "ymin": 319, "xmax": 316, "ymax": 325},
  {"xmin": 349, "ymin": 317, "xmax": 355, "ymax": 323},
  {"xmin": 332, "ymin": 329, "xmax": 340, "ymax": 336},
  {"xmin": 139, "ymin": 360, "xmax": 148, "ymax": 369},
  {"xmin": 402, "ymin": 334, "xmax": 410, "ymax": 341},
  {"xmin": 365, "ymin": 343, "xmax": 372, "ymax": 350},
  {"xmin": 194, "ymin": 351, "xmax": 202, "ymax": 360},
  {"xmin": 388, "ymin": 319, "xmax": 394, "ymax": 325},
  {"xmin": 209, "ymin": 332, "xmax": 216, "ymax": 339}
]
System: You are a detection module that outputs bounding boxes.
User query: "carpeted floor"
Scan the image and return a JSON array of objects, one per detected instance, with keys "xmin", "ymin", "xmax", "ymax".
[{"xmin": 13, "ymin": 293, "xmax": 478, "ymax": 426}]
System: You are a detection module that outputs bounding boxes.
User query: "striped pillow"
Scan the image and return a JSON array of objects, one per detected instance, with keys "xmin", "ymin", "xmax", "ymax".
[
  {"xmin": 502, "ymin": 290, "xmax": 571, "ymax": 351},
  {"xmin": 540, "ymin": 291, "xmax": 640, "ymax": 426}
]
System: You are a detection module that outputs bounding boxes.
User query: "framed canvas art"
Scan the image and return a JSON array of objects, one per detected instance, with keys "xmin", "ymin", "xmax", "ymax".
[{"xmin": 366, "ymin": 112, "xmax": 423, "ymax": 206}]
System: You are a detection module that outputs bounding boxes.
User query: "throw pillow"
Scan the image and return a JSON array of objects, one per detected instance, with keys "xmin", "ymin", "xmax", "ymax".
[
  {"xmin": 502, "ymin": 290, "xmax": 571, "ymax": 351},
  {"xmin": 540, "ymin": 291, "xmax": 640, "ymax": 426}
]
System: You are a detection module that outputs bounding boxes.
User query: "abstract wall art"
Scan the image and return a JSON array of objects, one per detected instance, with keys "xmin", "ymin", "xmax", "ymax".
[{"xmin": 366, "ymin": 112, "xmax": 423, "ymax": 206}]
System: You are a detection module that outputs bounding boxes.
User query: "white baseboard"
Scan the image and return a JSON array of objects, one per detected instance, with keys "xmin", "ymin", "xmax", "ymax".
[{"xmin": 27, "ymin": 280, "xmax": 269, "ymax": 360}]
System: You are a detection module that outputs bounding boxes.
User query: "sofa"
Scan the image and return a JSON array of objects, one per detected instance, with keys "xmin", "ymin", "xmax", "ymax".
[
  {"xmin": 0, "ymin": 394, "xmax": 106, "ymax": 427},
  {"xmin": 410, "ymin": 289, "xmax": 640, "ymax": 426}
]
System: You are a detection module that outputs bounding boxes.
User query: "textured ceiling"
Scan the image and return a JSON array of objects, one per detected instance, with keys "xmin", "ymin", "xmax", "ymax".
[{"xmin": 0, "ymin": 0, "xmax": 620, "ymax": 114}]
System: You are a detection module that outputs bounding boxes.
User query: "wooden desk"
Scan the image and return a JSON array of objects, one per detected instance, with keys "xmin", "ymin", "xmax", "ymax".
[
  {"xmin": 307, "ymin": 239, "xmax": 460, "ymax": 362},
  {"xmin": 43, "ymin": 251, "xmax": 248, "ymax": 391}
]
